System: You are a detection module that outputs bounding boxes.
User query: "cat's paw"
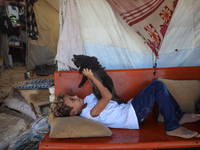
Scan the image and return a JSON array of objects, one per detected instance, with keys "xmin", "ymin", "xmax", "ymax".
[{"xmin": 78, "ymin": 84, "xmax": 83, "ymax": 88}]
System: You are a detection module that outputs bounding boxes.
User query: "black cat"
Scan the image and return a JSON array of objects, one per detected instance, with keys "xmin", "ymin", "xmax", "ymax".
[{"xmin": 71, "ymin": 54, "xmax": 126, "ymax": 104}]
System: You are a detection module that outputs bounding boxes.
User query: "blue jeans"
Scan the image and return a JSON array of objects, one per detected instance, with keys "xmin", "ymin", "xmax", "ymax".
[{"xmin": 131, "ymin": 80, "xmax": 185, "ymax": 131}]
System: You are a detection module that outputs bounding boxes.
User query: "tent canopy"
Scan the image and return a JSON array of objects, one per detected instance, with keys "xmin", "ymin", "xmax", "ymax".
[{"xmin": 27, "ymin": 0, "xmax": 200, "ymax": 70}]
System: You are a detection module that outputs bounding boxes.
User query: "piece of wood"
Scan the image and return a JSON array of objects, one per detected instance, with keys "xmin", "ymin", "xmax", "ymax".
[{"xmin": 16, "ymin": 89, "xmax": 50, "ymax": 106}]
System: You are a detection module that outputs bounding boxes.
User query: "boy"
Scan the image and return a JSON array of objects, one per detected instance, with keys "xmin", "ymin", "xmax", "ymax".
[{"xmin": 51, "ymin": 68, "xmax": 200, "ymax": 139}]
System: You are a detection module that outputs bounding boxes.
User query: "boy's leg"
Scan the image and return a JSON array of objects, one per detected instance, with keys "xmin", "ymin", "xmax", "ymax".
[
  {"xmin": 157, "ymin": 84, "xmax": 200, "ymax": 125},
  {"xmin": 131, "ymin": 80, "xmax": 182, "ymax": 131},
  {"xmin": 168, "ymin": 92, "xmax": 185, "ymax": 120}
]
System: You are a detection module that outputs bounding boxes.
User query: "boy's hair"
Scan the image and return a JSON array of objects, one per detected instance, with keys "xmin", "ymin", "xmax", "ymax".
[{"xmin": 50, "ymin": 93, "xmax": 73, "ymax": 117}]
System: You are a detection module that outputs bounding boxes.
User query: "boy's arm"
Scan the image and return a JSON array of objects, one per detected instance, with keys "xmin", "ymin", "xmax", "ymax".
[{"xmin": 82, "ymin": 68, "xmax": 112, "ymax": 117}]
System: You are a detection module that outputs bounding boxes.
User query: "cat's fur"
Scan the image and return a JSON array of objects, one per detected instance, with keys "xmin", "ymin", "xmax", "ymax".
[{"xmin": 71, "ymin": 54, "xmax": 126, "ymax": 104}]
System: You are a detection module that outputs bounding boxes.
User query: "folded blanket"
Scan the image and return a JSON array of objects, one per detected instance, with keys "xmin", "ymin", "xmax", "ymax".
[{"xmin": 17, "ymin": 78, "xmax": 54, "ymax": 89}]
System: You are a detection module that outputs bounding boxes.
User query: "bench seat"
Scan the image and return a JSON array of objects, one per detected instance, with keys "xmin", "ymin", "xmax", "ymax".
[{"xmin": 39, "ymin": 66, "xmax": 200, "ymax": 150}]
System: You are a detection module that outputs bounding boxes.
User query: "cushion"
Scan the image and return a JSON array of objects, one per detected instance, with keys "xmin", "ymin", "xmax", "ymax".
[
  {"xmin": 157, "ymin": 78, "xmax": 200, "ymax": 122},
  {"xmin": 48, "ymin": 113, "xmax": 112, "ymax": 138}
]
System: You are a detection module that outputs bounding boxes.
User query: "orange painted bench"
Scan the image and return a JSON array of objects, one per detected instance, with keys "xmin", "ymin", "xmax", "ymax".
[{"xmin": 39, "ymin": 66, "xmax": 200, "ymax": 150}]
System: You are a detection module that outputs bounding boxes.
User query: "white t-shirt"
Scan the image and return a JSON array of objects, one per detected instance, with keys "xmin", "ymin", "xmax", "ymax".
[{"xmin": 80, "ymin": 93, "xmax": 139, "ymax": 129}]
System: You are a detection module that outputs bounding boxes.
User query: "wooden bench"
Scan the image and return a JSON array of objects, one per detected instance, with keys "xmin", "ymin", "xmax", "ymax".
[{"xmin": 39, "ymin": 66, "xmax": 200, "ymax": 150}]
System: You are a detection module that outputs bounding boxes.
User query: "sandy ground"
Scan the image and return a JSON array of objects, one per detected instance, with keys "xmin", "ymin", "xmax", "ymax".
[
  {"xmin": 0, "ymin": 62, "xmax": 53, "ymax": 102},
  {"xmin": 0, "ymin": 63, "xmax": 26, "ymax": 92},
  {"xmin": 0, "ymin": 63, "xmax": 27, "ymax": 102}
]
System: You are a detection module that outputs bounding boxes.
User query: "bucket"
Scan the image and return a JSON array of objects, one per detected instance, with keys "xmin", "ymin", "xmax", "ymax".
[{"xmin": 0, "ymin": 57, "xmax": 3, "ymax": 73}]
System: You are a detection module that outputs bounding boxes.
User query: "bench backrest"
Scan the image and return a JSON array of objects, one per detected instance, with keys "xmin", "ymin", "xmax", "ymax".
[{"xmin": 54, "ymin": 66, "xmax": 200, "ymax": 101}]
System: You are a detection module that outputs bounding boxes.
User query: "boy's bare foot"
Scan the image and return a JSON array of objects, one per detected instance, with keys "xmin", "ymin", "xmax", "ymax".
[
  {"xmin": 179, "ymin": 114, "xmax": 200, "ymax": 125},
  {"xmin": 166, "ymin": 126, "xmax": 198, "ymax": 139}
]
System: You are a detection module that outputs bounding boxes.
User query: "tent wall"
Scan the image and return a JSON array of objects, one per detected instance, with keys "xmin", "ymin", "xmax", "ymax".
[
  {"xmin": 158, "ymin": 0, "xmax": 200, "ymax": 67},
  {"xmin": 56, "ymin": 0, "xmax": 200, "ymax": 71},
  {"xmin": 27, "ymin": 0, "xmax": 59, "ymax": 70}
]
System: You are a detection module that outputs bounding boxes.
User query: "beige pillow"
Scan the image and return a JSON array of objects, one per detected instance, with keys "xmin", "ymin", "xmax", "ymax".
[
  {"xmin": 157, "ymin": 78, "xmax": 200, "ymax": 122},
  {"xmin": 48, "ymin": 113, "xmax": 112, "ymax": 138}
]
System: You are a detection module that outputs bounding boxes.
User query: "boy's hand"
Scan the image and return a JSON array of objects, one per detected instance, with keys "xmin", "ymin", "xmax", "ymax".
[
  {"xmin": 83, "ymin": 68, "xmax": 112, "ymax": 117},
  {"xmin": 82, "ymin": 68, "xmax": 94, "ymax": 79}
]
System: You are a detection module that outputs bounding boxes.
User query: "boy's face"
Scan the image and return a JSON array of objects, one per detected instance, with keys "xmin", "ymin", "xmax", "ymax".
[{"xmin": 64, "ymin": 95, "xmax": 84, "ymax": 116}]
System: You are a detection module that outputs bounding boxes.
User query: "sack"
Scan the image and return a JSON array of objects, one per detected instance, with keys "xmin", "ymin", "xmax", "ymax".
[{"xmin": 0, "ymin": 16, "xmax": 14, "ymax": 34}]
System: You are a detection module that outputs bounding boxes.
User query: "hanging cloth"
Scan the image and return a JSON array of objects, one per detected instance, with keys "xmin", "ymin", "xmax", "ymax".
[
  {"xmin": 55, "ymin": 0, "xmax": 85, "ymax": 69},
  {"xmin": 106, "ymin": 0, "xmax": 178, "ymax": 57},
  {"xmin": 26, "ymin": 0, "xmax": 38, "ymax": 40}
]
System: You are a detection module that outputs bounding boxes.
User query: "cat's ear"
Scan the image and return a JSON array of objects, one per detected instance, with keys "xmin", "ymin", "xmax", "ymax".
[
  {"xmin": 71, "ymin": 58, "xmax": 77, "ymax": 62},
  {"xmin": 92, "ymin": 56, "xmax": 98, "ymax": 61}
]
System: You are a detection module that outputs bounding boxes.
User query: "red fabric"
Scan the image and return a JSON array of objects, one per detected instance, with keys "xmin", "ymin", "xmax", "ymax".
[{"xmin": 107, "ymin": 0, "xmax": 178, "ymax": 57}]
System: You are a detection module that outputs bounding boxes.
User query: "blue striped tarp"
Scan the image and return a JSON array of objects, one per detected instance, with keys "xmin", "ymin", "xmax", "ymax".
[{"xmin": 17, "ymin": 78, "xmax": 54, "ymax": 89}]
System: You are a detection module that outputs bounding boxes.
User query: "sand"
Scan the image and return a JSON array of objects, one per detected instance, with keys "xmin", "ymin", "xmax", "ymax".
[{"xmin": 0, "ymin": 62, "xmax": 53, "ymax": 102}]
